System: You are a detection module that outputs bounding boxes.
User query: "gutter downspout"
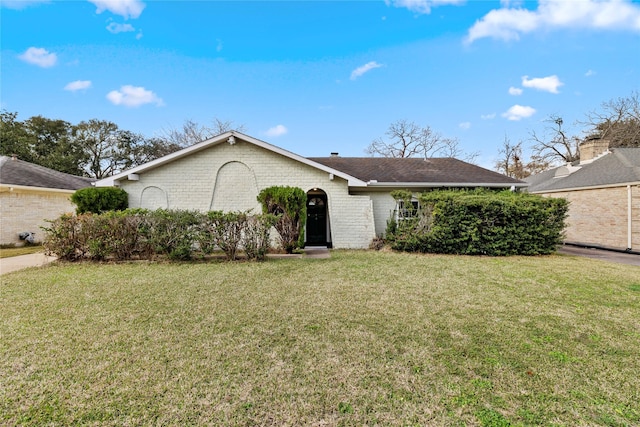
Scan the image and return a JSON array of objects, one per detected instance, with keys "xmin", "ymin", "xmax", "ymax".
[{"xmin": 628, "ymin": 185, "xmax": 633, "ymax": 251}]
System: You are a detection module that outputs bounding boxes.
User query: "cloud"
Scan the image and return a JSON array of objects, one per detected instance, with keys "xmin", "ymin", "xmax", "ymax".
[
  {"xmin": 89, "ymin": 0, "xmax": 145, "ymax": 19},
  {"xmin": 18, "ymin": 47, "xmax": 57, "ymax": 68},
  {"xmin": 106, "ymin": 85, "xmax": 163, "ymax": 107},
  {"xmin": 585, "ymin": 69, "xmax": 596, "ymax": 77},
  {"xmin": 466, "ymin": 0, "xmax": 640, "ymax": 43},
  {"xmin": 508, "ymin": 86, "xmax": 523, "ymax": 95},
  {"xmin": 522, "ymin": 75, "xmax": 563, "ymax": 93},
  {"xmin": 265, "ymin": 125, "xmax": 288, "ymax": 137},
  {"xmin": 459, "ymin": 122, "xmax": 471, "ymax": 130},
  {"xmin": 502, "ymin": 104, "xmax": 536, "ymax": 121},
  {"xmin": 64, "ymin": 80, "xmax": 92, "ymax": 91},
  {"xmin": 386, "ymin": 0, "xmax": 465, "ymax": 14},
  {"xmin": 216, "ymin": 39, "xmax": 223, "ymax": 52},
  {"xmin": 106, "ymin": 22, "xmax": 135, "ymax": 34},
  {"xmin": 350, "ymin": 61, "xmax": 383, "ymax": 80},
  {"xmin": 481, "ymin": 113, "xmax": 496, "ymax": 120}
]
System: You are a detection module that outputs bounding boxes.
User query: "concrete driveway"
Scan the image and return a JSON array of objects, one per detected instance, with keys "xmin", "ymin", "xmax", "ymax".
[
  {"xmin": 557, "ymin": 245, "xmax": 640, "ymax": 267},
  {"xmin": 0, "ymin": 253, "xmax": 57, "ymax": 276}
]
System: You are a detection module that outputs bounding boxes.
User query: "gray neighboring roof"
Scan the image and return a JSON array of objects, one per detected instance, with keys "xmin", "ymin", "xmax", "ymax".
[
  {"xmin": 525, "ymin": 148, "xmax": 640, "ymax": 193},
  {"xmin": 0, "ymin": 156, "xmax": 94, "ymax": 190},
  {"xmin": 308, "ymin": 156, "xmax": 525, "ymax": 187}
]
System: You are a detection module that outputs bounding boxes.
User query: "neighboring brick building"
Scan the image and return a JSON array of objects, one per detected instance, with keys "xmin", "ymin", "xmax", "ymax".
[
  {"xmin": 526, "ymin": 142, "xmax": 640, "ymax": 252},
  {"xmin": 97, "ymin": 131, "xmax": 524, "ymax": 249},
  {"xmin": 0, "ymin": 156, "xmax": 94, "ymax": 245}
]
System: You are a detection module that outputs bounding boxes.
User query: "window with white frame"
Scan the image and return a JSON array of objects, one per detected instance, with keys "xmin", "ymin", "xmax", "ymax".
[{"xmin": 396, "ymin": 199, "xmax": 419, "ymax": 220}]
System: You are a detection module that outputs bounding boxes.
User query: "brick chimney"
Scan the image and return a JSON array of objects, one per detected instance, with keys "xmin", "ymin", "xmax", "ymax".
[{"xmin": 579, "ymin": 138, "xmax": 610, "ymax": 163}]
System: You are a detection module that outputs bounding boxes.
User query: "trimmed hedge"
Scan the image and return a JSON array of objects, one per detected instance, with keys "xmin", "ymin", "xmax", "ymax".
[
  {"xmin": 43, "ymin": 209, "xmax": 277, "ymax": 262},
  {"xmin": 71, "ymin": 187, "xmax": 128, "ymax": 214},
  {"xmin": 387, "ymin": 190, "xmax": 568, "ymax": 256}
]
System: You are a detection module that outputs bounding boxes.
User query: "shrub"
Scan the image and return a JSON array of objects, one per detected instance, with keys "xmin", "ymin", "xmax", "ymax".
[
  {"xmin": 257, "ymin": 186, "xmax": 306, "ymax": 254},
  {"xmin": 201, "ymin": 211, "xmax": 247, "ymax": 261},
  {"xmin": 242, "ymin": 214, "xmax": 278, "ymax": 261},
  {"xmin": 389, "ymin": 189, "xmax": 568, "ymax": 256},
  {"xmin": 144, "ymin": 209, "xmax": 204, "ymax": 260},
  {"xmin": 71, "ymin": 187, "xmax": 128, "ymax": 214}
]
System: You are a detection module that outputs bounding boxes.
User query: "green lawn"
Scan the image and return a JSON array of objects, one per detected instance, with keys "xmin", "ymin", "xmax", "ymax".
[
  {"xmin": 1, "ymin": 250, "xmax": 639, "ymax": 426},
  {"xmin": 0, "ymin": 245, "xmax": 43, "ymax": 259}
]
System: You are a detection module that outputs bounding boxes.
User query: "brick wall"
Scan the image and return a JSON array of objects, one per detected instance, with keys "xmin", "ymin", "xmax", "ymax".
[
  {"xmin": 118, "ymin": 140, "xmax": 377, "ymax": 248},
  {"xmin": 0, "ymin": 189, "xmax": 75, "ymax": 245},
  {"xmin": 540, "ymin": 185, "xmax": 640, "ymax": 250}
]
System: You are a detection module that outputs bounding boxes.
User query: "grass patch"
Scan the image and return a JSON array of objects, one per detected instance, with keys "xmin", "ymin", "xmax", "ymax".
[
  {"xmin": 1, "ymin": 251, "xmax": 639, "ymax": 425},
  {"xmin": 0, "ymin": 245, "xmax": 43, "ymax": 258}
]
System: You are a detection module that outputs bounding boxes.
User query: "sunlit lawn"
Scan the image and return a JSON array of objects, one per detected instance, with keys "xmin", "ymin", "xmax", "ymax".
[
  {"xmin": 0, "ymin": 245, "xmax": 43, "ymax": 259},
  {"xmin": 1, "ymin": 250, "xmax": 639, "ymax": 426}
]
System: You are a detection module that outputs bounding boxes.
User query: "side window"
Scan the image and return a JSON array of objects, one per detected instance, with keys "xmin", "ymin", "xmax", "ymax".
[{"xmin": 397, "ymin": 199, "xmax": 419, "ymax": 220}]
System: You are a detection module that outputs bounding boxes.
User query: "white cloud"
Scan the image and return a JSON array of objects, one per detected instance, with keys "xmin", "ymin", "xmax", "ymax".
[
  {"xmin": 350, "ymin": 61, "xmax": 383, "ymax": 80},
  {"xmin": 481, "ymin": 113, "xmax": 496, "ymax": 120},
  {"xmin": 585, "ymin": 69, "xmax": 596, "ymax": 77},
  {"xmin": 265, "ymin": 124, "xmax": 288, "ymax": 137},
  {"xmin": 508, "ymin": 86, "xmax": 523, "ymax": 95},
  {"xmin": 18, "ymin": 47, "xmax": 57, "ymax": 68},
  {"xmin": 89, "ymin": 0, "xmax": 145, "ymax": 19},
  {"xmin": 467, "ymin": 0, "xmax": 640, "ymax": 43},
  {"xmin": 522, "ymin": 75, "xmax": 563, "ymax": 93},
  {"xmin": 459, "ymin": 122, "xmax": 471, "ymax": 130},
  {"xmin": 136, "ymin": 30, "xmax": 143, "ymax": 40},
  {"xmin": 502, "ymin": 104, "xmax": 536, "ymax": 121},
  {"xmin": 64, "ymin": 80, "xmax": 92, "ymax": 91},
  {"xmin": 106, "ymin": 22, "xmax": 135, "ymax": 34},
  {"xmin": 106, "ymin": 85, "xmax": 163, "ymax": 107},
  {"xmin": 216, "ymin": 39, "xmax": 223, "ymax": 52},
  {"xmin": 386, "ymin": 0, "xmax": 465, "ymax": 14}
]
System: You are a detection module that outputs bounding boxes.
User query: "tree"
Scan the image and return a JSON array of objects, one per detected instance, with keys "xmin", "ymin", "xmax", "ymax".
[
  {"xmin": 584, "ymin": 91, "xmax": 640, "ymax": 148},
  {"xmin": 367, "ymin": 119, "xmax": 473, "ymax": 160},
  {"xmin": 159, "ymin": 117, "xmax": 246, "ymax": 148},
  {"xmin": 495, "ymin": 136, "xmax": 551, "ymax": 179},
  {"xmin": 530, "ymin": 115, "xmax": 581, "ymax": 165}
]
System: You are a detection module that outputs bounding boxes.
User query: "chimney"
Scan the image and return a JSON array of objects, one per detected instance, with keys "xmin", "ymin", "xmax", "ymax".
[
  {"xmin": 330, "ymin": 152, "xmax": 339, "ymax": 157},
  {"xmin": 579, "ymin": 138, "xmax": 609, "ymax": 163}
]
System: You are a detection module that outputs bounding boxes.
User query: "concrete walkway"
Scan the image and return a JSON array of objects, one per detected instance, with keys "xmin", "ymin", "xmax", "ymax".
[{"xmin": 0, "ymin": 252, "xmax": 58, "ymax": 276}]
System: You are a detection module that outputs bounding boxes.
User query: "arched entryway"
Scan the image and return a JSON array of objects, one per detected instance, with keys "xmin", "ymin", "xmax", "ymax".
[{"xmin": 306, "ymin": 189, "xmax": 331, "ymax": 247}]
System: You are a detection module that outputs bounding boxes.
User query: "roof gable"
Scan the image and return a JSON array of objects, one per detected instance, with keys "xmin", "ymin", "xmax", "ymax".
[
  {"xmin": 96, "ymin": 131, "xmax": 367, "ymax": 187},
  {"xmin": 0, "ymin": 156, "xmax": 94, "ymax": 190}
]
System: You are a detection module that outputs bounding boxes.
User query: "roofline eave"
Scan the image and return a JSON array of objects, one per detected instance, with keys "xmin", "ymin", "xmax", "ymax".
[
  {"xmin": 359, "ymin": 182, "xmax": 529, "ymax": 189},
  {"xmin": 529, "ymin": 180, "xmax": 640, "ymax": 194}
]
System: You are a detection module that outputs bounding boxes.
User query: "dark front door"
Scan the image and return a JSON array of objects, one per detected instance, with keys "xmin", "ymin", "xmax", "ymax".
[{"xmin": 306, "ymin": 195, "xmax": 327, "ymax": 246}]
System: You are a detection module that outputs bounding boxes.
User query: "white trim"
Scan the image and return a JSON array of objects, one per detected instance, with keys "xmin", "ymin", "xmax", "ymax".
[
  {"xmin": 0, "ymin": 184, "xmax": 76, "ymax": 194},
  {"xmin": 95, "ymin": 131, "xmax": 368, "ymax": 188},
  {"xmin": 529, "ymin": 181, "xmax": 640, "ymax": 194},
  {"xmin": 364, "ymin": 181, "xmax": 528, "ymax": 189},
  {"xmin": 628, "ymin": 185, "xmax": 633, "ymax": 250}
]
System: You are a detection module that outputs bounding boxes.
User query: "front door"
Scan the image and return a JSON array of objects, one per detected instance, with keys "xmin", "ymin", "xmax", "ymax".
[{"xmin": 306, "ymin": 194, "xmax": 327, "ymax": 246}]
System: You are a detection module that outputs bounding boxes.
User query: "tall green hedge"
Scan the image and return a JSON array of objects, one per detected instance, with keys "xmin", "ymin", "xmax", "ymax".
[
  {"xmin": 388, "ymin": 189, "xmax": 568, "ymax": 256},
  {"xmin": 257, "ymin": 186, "xmax": 306, "ymax": 253},
  {"xmin": 71, "ymin": 187, "xmax": 128, "ymax": 214}
]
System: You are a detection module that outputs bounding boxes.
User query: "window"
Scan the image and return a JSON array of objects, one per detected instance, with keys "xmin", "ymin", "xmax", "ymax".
[{"xmin": 397, "ymin": 199, "xmax": 419, "ymax": 220}]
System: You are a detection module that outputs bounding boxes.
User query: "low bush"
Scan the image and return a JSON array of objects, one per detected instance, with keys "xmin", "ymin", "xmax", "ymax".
[
  {"xmin": 71, "ymin": 187, "xmax": 128, "ymax": 214},
  {"xmin": 387, "ymin": 189, "xmax": 568, "ymax": 256},
  {"xmin": 43, "ymin": 209, "xmax": 277, "ymax": 262}
]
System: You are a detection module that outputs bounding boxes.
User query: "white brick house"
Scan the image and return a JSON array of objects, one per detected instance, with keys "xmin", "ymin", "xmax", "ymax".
[{"xmin": 97, "ymin": 132, "xmax": 524, "ymax": 249}]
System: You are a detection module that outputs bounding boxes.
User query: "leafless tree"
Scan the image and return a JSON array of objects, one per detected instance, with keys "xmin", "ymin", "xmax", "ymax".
[
  {"xmin": 159, "ymin": 117, "xmax": 246, "ymax": 148},
  {"xmin": 583, "ymin": 91, "xmax": 640, "ymax": 147},
  {"xmin": 530, "ymin": 115, "xmax": 581, "ymax": 164},
  {"xmin": 367, "ymin": 119, "xmax": 476, "ymax": 160},
  {"xmin": 495, "ymin": 136, "xmax": 551, "ymax": 179}
]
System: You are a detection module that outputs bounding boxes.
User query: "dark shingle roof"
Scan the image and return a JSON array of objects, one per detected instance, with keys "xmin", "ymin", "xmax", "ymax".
[
  {"xmin": 307, "ymin": 157, "xmax": 524, "ymax": 185},
  {"xmin": 0, "ymin": 156, "xmax": 94, "ymax": 190},
  {"xmin": 526, "ymin": 148, "xmax": 640, "ymax": 193}
]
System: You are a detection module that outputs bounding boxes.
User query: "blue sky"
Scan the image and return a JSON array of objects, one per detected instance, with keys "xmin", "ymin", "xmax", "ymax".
[{"xmin": 1, "ymin": 0, "xmax": 639, "ymax": 167}]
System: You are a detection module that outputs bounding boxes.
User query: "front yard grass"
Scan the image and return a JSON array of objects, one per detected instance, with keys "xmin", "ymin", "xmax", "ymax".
[
  {"xmin": 1, "ymin": 250, "xmax": 639, "ymax": 426},
  {"xmin": 0, "ymin": 245, "xmax": 43, "ymax": 259}
]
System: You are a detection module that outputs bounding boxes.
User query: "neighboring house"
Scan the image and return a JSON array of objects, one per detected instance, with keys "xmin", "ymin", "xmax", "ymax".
[
  {"xmin": 0, "ymin": 155, "xmax": 94, "ymax": 245},
  {"xmin": 526, "ymin": 140, "xmax": 640, "ymax": 252},
  {"xmin": 96, "ymin": 131, "xmax": 525, "ymax": 249}
]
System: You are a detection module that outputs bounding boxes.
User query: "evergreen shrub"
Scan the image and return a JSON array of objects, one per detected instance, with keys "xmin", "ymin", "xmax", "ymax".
[
  {"xmin": 387, "ymin": 189, "xmax": 568, "ymax": 256},
  {"xmin": 71, "ymin": 187, "xmax": 128, "ymax": 214}
]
